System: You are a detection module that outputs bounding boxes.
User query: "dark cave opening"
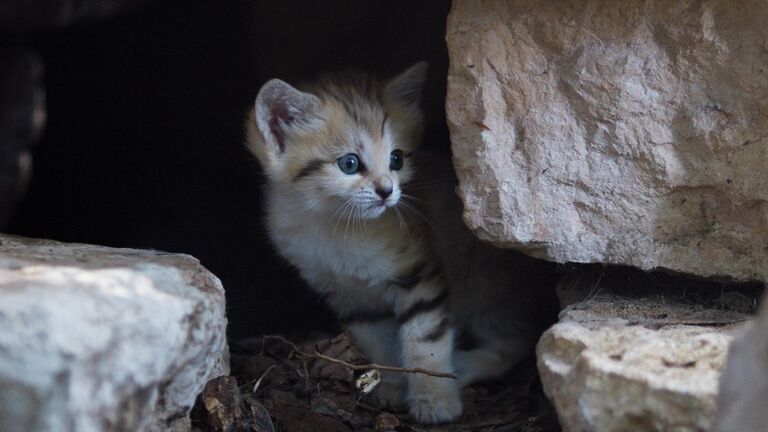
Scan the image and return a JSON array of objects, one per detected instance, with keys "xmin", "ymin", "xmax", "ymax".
[{"xmin": 5, "ymin": 0, "xmax": 454, "ymax": 340}]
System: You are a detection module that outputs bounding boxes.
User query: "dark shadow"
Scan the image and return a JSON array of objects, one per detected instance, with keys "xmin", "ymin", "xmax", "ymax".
[{"xmin": 6, "ymin": 0, "xmax": 452, "ymax": 339}]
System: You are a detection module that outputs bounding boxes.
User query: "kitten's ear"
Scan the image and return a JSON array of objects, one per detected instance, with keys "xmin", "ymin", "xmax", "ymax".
[
  {"xmin": 251, "ymin": 79, "xmax": 321, "ymax": 162},
  {"xmin": 385, "ymin": 61, "xmax": 428, "ymax": 107}
]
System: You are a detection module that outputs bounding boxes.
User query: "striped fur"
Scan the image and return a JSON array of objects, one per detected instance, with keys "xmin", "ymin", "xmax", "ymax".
[
  {"xmin": 246, "ymin": 63, "xmax": 547, "ymax": 424},
  {"xmin": 246, "ymin": 63, "xmax": 462, "ymax": 423}
]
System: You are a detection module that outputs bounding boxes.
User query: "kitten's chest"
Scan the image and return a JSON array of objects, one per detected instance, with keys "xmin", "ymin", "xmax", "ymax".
[{"xmin": 270, "ymin": 214, "xmax": 405, "ymax": 288}]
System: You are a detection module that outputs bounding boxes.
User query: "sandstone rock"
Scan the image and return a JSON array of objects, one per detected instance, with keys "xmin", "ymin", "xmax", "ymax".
[
  {"xmin": 713, "ymin": 299, "xmax": 768, "ymax": 432},
  {"xmin": 446, "ymin": 0, "xmax": 768, "ymax": 282},
  {"xmin": 195, "ymin": 376, "xmax": 245, "ymax": 432},
  {"xmin": 0, "ymin": 234, "xmax": 229, "ymax": 432},
  {"xmin": 537, "ymin": 295, "xmax": 745, "ymax": 432},
  {"xmin": 374, "ymin": 412, "xmax": 400, "ymax": 432}
]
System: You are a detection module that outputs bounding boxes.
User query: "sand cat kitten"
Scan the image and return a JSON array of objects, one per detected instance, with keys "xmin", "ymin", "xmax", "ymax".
[{"xmin": 245, "ymin": 63, "xmax": 555, "ymax": 423}]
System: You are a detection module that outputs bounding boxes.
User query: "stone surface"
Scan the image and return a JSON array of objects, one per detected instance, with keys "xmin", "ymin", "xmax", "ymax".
[
  {"xmin": 713, "ymin": 299, "xmax": 768, "ymax": 432},
  {"xmin": 194, "ymin": 376, "xmax": 246, "ymax": 432},
  {"xmin": 446, "ymin": 0, "xmax": 768, "ymax": 282},
  {"xmin": 537, "ymin": 295, "xmax": 745, "ymax": 432},
  {"xmin": 0, "ymin": 234, "xmax": 229, "ymax": 432}
]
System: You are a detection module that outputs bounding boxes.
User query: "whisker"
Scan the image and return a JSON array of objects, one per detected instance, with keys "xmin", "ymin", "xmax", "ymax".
[
  {"xmin": 399, "ymin": 198, "xmax": 434, "ymax": 229},
  {"xmin": 331, "ymin": 196, "xmax": 354, "ymax": 221},
  {"xmin": 344, "ymin": 200, "xmax": 355, "ymax": 241},
  {"xmin": 330, "ymin": 196, "xmax": 354, "ymax": 220},
  {"xmin": 354, "ymin": 204, "xmax": 363, "ymax": 237},
  {"xmin": 394, "ymin": 206, "xmax": 412, "ymax": 238},
  {"xmin": 332, "ymin": 198, "xmax": 354, "ymax": 238},
  {"xmin": 352, "ymin": 204, "xmax": 358, "ymax": 237},
  {"xmin": 399, "ymin": 193, "xmax": 425, "ymax": 202}
]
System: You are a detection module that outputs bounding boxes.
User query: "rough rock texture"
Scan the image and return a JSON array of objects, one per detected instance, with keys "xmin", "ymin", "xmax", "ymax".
[
  {"xmin": 446, "ymin": 0, "xmax": 768, "ymax": 282},
  {"xmin": 713, "ymin": 299, "xmax": 768, "ymax": 432},
  {"xmin": 0, "ymin": 234, "xmax": 229, "ymax": 432},
  {"xmin": 537, "ymin": 296, "xmax": 745, "ymax": 432}
]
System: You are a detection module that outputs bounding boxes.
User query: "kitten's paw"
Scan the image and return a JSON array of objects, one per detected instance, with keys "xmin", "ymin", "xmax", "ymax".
[
  {"xmin": 366, "ymin": 379, "xmax": 406, "ymax": 410},
  {"xmin": 407, "ymin": 384, "xmax": 462, "ymax": 423}
]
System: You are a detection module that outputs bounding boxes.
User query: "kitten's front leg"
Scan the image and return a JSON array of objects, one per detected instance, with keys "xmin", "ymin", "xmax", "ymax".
[
  {"xmin": 344, "ymin": 319, "xmax": 406, "ymax": 409},
  {"xmin": 395, "ymin": 274, "xmax": 461, "ymax": 423}
]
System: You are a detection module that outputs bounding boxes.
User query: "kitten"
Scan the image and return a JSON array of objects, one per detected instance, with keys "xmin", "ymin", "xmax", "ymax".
[{"xmin": 245, "ymin": 63, "xmax": 557, "ymax": 423}]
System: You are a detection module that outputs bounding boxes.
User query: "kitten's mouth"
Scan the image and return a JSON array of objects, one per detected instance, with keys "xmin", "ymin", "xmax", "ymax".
[
  {"xmin": 367, "ymin": 199, "xmax": 396, "ymax": 210},
  {"xmin": 365, "ymin": 202, "xmax": 386, "ymax": 214},
  {"xmin": 360, "ymin": 199, "xmax": 393, "ymax": 219}
]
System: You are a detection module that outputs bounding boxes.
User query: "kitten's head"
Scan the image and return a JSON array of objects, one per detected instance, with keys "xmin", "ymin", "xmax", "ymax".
[{"xmin": 246, "ymin": 62, "xmax": 427, "ymax": 220}]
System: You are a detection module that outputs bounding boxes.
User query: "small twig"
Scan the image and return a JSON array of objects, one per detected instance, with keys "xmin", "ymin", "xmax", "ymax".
[
  {"xmin": 301, "ymin": 360, "xmax": 311, "ymax": 398},
  {"xmin": 263, "ymin": 335, "xmax": 300, "ymax": 352},
  {"xmin": 262, "ymin": 334, "xmax": 456, "ymax": 380},
  {"xmin": 310, "ymin": 350, "xmax": 456, "ymax": 379},
  {"xmin": 252, "ymin": 365, "xmax": 277, "ymax": 394}
]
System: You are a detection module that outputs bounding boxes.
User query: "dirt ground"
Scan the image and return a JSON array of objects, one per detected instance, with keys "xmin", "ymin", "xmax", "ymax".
[{"xmin": 191, "ymin": 332, "xmax": 561, "ymax": 432}]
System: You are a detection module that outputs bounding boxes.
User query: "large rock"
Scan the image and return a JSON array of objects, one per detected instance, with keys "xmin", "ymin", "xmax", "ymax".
[
  {"xmin": 446, "ymin": 0, "xmax": 768, "ymax": 281},
  {"xmin": 0, "ymin": 234, "xmax": 229, "ymax": 432},
  {"xmin": 713, "ymin": 299, "xmax": 768, "ymax": 431},
  {"xmin": 537, "ymin": 295, "xmax": 745, "ymax": 432}
]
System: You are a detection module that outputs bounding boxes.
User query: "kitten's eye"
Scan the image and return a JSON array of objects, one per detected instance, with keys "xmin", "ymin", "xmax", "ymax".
[
  {"xmin": 337, "ymin": 153, "xmax": 361, "ymax": 174},
  {"xmin": 390, "ymin": 149, "xmax": 404, "ymax": 171}
]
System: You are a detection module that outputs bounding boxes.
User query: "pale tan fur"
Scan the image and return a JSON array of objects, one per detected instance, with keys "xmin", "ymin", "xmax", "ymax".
[{"xmin": 245, "ymin": 63, "xmax": 554, "ymax": 423}]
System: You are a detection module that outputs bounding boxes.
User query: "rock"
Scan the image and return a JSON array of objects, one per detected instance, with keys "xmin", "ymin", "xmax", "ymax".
[
  {"xmin": 304, "ymin": 332, "xmax": 366, "ymax": 383},
  {"xmin": 446, "ymin": 1, "xmax": 768, "ymax": 282},
  {"xmin": 0, "ymin": 234, "xmax": 229, "ymax": 432},
  {"xmin": 191, "ymin": 376, "xmax": 276, "ymax": 432},
  {"xmin": 243, "ymin": 395, "xmax": 275, "ymax": 432},
  {"xmin": 196, "ymin": 376, "xmax": 243, "ymax": 432},
  {"xmin": 262, "ymin": 389, "xmax": 350, "ymax": 432},
  {"xmin": 536, "ymin": 295, "xmax": 745, "ymax": 432},
  {"xmin": 374, "ymin": 412, "xmax": 400, "ymax": 432},
  {"xmin": 713, "ymin": 299, "xmax": 768, "ymax": 432},
  {"xmin": 310, "ymin": 391, "xmax": 357, "ymax": 421},
  {"xmin": 268, "ymin": 405, "xmax": 350, "ymax": 432}
]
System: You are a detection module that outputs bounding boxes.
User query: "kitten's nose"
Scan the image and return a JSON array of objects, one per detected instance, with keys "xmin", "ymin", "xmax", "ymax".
[{"xmin": 375, "ymin": 186, "xmax": 393, "ymax": 199}]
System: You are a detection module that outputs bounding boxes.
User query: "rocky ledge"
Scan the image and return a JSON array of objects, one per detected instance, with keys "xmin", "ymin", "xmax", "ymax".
[
  {"xmin": 537, "ymin": 295, "xmax": 747, "ymax": 432},
  {"xmin": 0, "ymin": 234, "xmax": 229, "ymax": 432},
  {"xmin": 446, "ymin": 0, "xmax": 768, "ymax": 283}
]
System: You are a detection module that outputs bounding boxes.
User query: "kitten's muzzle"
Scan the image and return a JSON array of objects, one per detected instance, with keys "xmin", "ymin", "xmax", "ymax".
[{"xmin": 375, "ymin": 186, "xmax": 393, "ymax": 199}]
